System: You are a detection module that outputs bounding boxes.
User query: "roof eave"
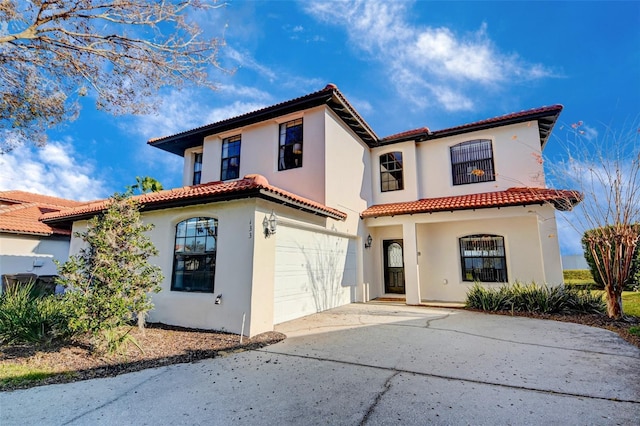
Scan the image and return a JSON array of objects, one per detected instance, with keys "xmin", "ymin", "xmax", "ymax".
[
  {"xmin": 44, "ymin": 188, "xmax": 346, "ymax": 225},
  {"xmin": 428, "ymin": 107, "xmax": 563, "ymax": 147},
  {"xmin": 148, "ymin": 92, "xmax": 336, "ymax": 156}
]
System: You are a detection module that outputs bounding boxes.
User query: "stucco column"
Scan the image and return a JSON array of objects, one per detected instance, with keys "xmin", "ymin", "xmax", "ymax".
[{"xmin": 402, "ymin": 221, "xmax": 421, "ymax": 305}]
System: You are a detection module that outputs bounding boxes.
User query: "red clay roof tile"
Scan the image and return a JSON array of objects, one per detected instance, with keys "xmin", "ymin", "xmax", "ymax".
[
  {"xmin": 0, "ymin": 190, "xmax": 80, "ymax": 236},
  {"xmin": 42, "ymin": 175, "xmax": 347, "ymax": 223},
  {"xmin": 361, "ymin": 187, "xmax": 582, "ymax": 218}
]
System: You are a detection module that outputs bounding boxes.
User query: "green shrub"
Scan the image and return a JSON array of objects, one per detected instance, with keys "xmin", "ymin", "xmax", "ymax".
[
  {"xmin": 0, "ymin": 282, "xmax": 71, "ymax": 345},
  {"xmin": 465, "ymin": 284, "xmax": 512, "ymax": 311},
  {"xmin": 465, "ymin": 282, "xmax": 605, "ymax": 315}
]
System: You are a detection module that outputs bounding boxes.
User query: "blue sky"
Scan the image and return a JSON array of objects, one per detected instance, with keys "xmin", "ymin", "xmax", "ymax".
[{"xmin": 1, "ymin": 0, "xmax": 638, "ymax": 255}]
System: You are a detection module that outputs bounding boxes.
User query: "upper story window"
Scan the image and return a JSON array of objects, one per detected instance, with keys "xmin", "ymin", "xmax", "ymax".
[
  {"xmin": 450, "ymin": 139, "xmax": 495, "ymax": 185},
  {"xmin": 221, "ymin": 135, "xmax": 241, "ymax": 181},
  {"xmin": 278, "ymin": 118, "xmax": 303, "ymax": 171},
  {"xmin": 380, "ymin": 152, "xmax": 404, "ymax": 192},
  {"xmin": 172, "ymin": 217, "xmax": 218, "ymax": 293},
  {"xmin": 459, "ymin": 234, "xmax": 507, "ymax": 283},
  {"xmin": 193, "ymin": 152, "xmax": 203, "ymax": 185}
]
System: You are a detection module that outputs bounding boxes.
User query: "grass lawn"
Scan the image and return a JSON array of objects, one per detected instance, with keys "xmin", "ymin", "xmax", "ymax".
[
  {"xmin": 590, "ymin": 290, "xmax": 640, "ymax": 318},
  {"xmin": 622, "ymin": 291, "xmax": 640, "ymax": 317}
]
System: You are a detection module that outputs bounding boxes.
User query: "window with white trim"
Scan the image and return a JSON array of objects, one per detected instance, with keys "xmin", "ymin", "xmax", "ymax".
[
  {"xmin": 278, "ymin": 118, "xmax": 303, "ymax": 171},
  {"xmin": 459, "ymin": 234, "xmax": 507, "ymax": 282},
  {"xmin": 172, "ymin": 217, "xmax": 217, "ymax": 293},
  {"xmin": 450, "ymin": 139, "xmax": 495, "ymax": 185}
]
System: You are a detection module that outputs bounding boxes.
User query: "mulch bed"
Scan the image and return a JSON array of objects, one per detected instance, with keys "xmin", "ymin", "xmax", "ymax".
[
  {"xmin": 1, "ymin": 313, "xmax": 638, "ymax": 392},
  {"xmin": 0, "ymin": 323, "xmax": 285, "ymax": 392}
]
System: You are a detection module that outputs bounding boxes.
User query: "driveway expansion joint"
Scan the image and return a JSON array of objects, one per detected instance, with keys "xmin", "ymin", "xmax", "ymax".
[
  {"xmin": 61, "ymin": 367, "xmax": 169, "ymax": 425},
  {"xmin": 257, "ymin": 349, "xmax": 640, "ymax": 405}
]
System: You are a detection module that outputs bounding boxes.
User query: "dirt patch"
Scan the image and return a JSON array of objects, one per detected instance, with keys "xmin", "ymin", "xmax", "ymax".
[{"xmin": 0, "ymin": 323, "xmax": 285, "ymax": 392}]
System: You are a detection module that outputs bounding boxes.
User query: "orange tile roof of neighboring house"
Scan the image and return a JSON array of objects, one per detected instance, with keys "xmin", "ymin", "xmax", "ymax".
[
  {"xmin": 0, "ymin": 190, "xmax": 81, "ymax": 236},
  {"xmin": 0, "ymin": 190, "xmax": 84, "ymax": 209},
  {"xmin": 42, "ymin": 174, "xmax": 347, "ymax": 223},
  {"xmin": 361, "ymin": 187, "xmax": 582, "ymax": 218}
]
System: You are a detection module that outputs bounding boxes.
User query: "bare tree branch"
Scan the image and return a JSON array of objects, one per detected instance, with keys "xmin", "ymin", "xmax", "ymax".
[
  {"xmin": 0, "ymin": 0, "xmax": 228, "ymax": 153},
  {"xmin": 547, "ymin": 119, "xmax": 640, "ymax": 318}
]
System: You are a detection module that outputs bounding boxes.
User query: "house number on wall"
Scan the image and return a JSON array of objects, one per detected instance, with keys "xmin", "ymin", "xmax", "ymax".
[{"xmin": 249, "ymin": 220, "xmax": 253, "ymax": 239}]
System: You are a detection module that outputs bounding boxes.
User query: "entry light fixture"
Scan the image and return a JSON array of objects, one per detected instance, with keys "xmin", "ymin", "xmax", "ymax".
[
  {"xmin": 263, "ymin": 212, "xmax": 278, "ymax": 237},
  {"xmin": 215, "ymin": 294, "xmax": 222, "ymax": 305},
  {"xmin": 364, "ymin": 234, "xmax": 373, "ymax": 249}
]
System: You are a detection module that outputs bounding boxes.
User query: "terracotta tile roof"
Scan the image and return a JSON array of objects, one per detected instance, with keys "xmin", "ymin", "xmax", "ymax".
[
  {"xmin": 361, "ymin": 187, "xmax": 582, "ymax": 218},
  {"xmin": 0, "ymin": 190, "xmax": 80, "ymax": 236},
  {"xmin": 381, "ymin": 127, "xmax": 430, "ymax": 143},
  {"xmin": 0, "ymin": 190, "xmax": 83, "ymax": 209},
  {"xmin": 42, "ymin": 174, "xmax": 347, "ymax": 223},
  {"xmin": 381, "ymin": 105, "xmax": 563, "ymax": 147}
]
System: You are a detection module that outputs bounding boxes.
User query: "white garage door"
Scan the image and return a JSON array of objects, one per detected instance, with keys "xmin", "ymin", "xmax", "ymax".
[{"xmin": 274, "ymin": 225, "xmax": 357, "ymax": 324}]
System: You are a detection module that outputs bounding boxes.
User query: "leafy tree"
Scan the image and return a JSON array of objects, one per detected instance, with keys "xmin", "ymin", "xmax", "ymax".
[
  {"xmin": 0, "ymin": 0, "xmax": 225, "ymax": 153},
  {"xmin": 549, "ymin": 120, "xmax": 639, "ymax": 319},
  {"xmin": 126, "ymin": 176, "xmax": 164, "ymax": 195},
  {"xmin": 57, "ymin": 193, "xmax": 163, "ymax": 352}
]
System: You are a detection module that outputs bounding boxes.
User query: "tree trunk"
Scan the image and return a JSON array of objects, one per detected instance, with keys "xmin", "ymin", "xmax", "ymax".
[{"xmin": 605, "ymin": 285, "xmax": 623, "ymax": 319}]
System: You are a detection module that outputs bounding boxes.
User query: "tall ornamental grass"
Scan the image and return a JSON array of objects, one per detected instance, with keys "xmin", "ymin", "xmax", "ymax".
[{"xmin": 465, "ymin": 282, "xmax": 605, "ymax": 314}]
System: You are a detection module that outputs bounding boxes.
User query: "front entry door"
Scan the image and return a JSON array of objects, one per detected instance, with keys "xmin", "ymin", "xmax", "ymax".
[{"xmin": 383, "ymin": 239, "xmax": 405, "ymax": 294}]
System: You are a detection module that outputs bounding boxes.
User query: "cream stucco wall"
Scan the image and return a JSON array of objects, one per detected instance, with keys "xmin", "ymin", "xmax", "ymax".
[
  {"xmin": 183, "ymin": 107, "xmax": 329, "ymax": 205},
  {"xmin": 364, "ymin": 203, "xmax": 564, "ymax": 303},
  {"xmin": 370, "ymin": 142, "xmax": 419, "ymax": 206},
  {"xmin": 0, "ymin": 234, "xmax": 70, "ymax": 279},
  {"xmin": 418, "ymin": 121, "xmax": 546, "ymax": 199},
  {"xmin": 323, "ymin": 108, "xmax": 371, "ymax": 234}
]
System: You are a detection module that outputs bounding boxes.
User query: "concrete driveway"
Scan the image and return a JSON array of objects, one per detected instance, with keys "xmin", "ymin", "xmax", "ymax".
[{"xmin": 1, "ymin": 303, "xmax": 639, "ymax": 425}]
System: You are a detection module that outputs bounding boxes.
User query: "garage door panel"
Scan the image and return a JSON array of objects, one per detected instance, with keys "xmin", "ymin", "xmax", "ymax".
[{"xmin": 274, "ymin": 226, "xmax": 356, "ymax": 324}]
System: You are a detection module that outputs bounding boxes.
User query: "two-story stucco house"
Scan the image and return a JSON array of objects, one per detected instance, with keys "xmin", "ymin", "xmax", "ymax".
[{"xmin": 42, "ymin": 84, "xmax": 580, "ymax": 336}]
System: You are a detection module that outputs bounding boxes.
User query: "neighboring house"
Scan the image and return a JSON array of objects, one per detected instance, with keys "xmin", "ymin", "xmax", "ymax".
[
  {"xmin": 42, "ymin": 84, "xmax": 580, "ymax": 336},
  {"xmin": 0, "ymin": 191, "xmax": 82, "ymax": 289}
]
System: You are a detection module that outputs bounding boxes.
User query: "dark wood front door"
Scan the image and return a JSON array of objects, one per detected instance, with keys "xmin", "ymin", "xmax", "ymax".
[{"xmin": 383, "ymin": 239, "xmax": 405, "ymax": 294}]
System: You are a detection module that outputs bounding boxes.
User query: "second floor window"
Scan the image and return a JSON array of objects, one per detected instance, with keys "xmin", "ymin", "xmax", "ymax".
[
  {"xmin": 380, "ymin": 152, "xmax": 404, "ymax": 192},
  {"xmin": 278, "ymin": 118, "xmax": 303, "ymax": 171},
  {"xmin": 450, "ymin": 139, "xmax": 495, "ymax": 185},
  {"xmin": 221, "ymin": 135, "xmax": 241, "ymax": 181},
  {"xmin": 193, "ymin": 152, "xmax": 203, "ymax": 185}
]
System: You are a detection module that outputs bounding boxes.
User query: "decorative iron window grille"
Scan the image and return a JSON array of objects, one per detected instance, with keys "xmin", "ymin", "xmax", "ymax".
[
  {"xmin": 450, "ymin": 139, "xmax": 495, "ymax": 185},
  {"xmin": 459, "ymin": 234, "xmax": 507, "ymax": 282}
]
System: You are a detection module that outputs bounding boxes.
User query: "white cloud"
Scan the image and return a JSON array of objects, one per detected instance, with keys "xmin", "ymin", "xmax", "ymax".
[
  {"xmin": 224, "ymin": 46, "xmax": 278, "ymax": 82},
  {"xmin": 0, "ymin": 140, "xmax": 109, "ymax": 201},
  {"xmin": 304, "ymin": 0, "xmax": 556, "ymax": 111}
]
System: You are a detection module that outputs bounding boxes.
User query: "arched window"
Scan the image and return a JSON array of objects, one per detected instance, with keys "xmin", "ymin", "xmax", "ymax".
[
  {"xmin": 380, "ymin": 152, "xmax": 404, "ymax": 192},
  {"xmin": 459, "ymin": 234, "xmax": 507, "ymax": 282},
  {"xmin": 172, "ymin": 217, "xmax": 218, "ymax": 292},
  {"xmin": 450, "ymin": 139, "xmax": 495, "ymax": 185}
]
